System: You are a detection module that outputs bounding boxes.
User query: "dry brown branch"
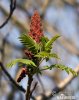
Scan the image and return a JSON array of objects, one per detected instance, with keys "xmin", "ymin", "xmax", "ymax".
[
  {"xmin": 0, "ymin": 0, "xmax": 16, "ymax": 28},
  {"xmin": 0, "ymin": 4, "xmax": 29, "ymax": 31},
  {"xmin": 41, "ymin": 0, "xmax": 49, "ymax": 13},
  {"xmin": 30, "ymin": 82, "xmax": 38, "ymax": 97},
  {"xmin": 0, "ymin": 62, "xmax": 26, "ymax": 93}
]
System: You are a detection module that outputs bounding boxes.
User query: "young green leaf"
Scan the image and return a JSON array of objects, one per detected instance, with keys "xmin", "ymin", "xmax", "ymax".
[
  {"xmin": 45, "ymin": 35, "xmax": 60, "ymax": 52},
  {"xmin": 7, "ymin": 59, "xmax": 36, "ymax": 68},
  {"xmin": 40, "ymin": 36, "xmax": 49, "ymax": 51},
  {"xmin": 35, "ymin": 51, "xmax": 59, "ymax": 59},
  {"xmin": 41, "ymin": 64, "xmax": 77, "ymax": 76},
  {"xmin": 41, "ymin": 36, "xmax": 49, "ymax": 45},
  {"xmin": 19, "ymin": 33, "xmax": 39, "ymax": 53}
]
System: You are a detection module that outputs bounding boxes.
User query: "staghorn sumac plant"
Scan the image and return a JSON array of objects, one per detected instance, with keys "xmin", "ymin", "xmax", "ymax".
[{"xmin": 7, "ymin": 10, "xmax": 77, "ymax": 100}]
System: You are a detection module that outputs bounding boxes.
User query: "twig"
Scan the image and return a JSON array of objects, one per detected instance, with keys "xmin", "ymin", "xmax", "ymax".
[
  {"xmin": 0, "ymin": 0, "xmax": 16, "ymax": 28},
  {"xmin": 26, "ymin": 75, "xmax": 33, "ymax": 100},
  {"xmin": 36, "ymin": 74, "xmax": 45, "ymax": 93},
  {"xmin": 41, "ymin": 0, "xmax": 49, "ymax": 16},
  {"xmin": 30, "ymin": 82, "xmax": 38, "ymax": 97},
  {"xmin": 0, "ymin": 62, "xmax": 26, "ymax": 93},
  {"xmin": 0, "ymin": 5, "xmax": 29, "ymax": 31}
]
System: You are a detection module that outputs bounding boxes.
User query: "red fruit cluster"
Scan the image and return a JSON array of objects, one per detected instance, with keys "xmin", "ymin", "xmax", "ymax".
[
  {"xmin": 17, "ymin": 68, "xmax": 28, "ymax": 82},
  {"xmin": 29, "ymin": 10, "xmax": 44, "ymax": 43}
]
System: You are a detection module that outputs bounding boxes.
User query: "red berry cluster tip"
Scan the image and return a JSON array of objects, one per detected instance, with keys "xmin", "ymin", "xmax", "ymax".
[{"xmin": 29, "ymin": 10, "xmax": 44, "ymax": 43}]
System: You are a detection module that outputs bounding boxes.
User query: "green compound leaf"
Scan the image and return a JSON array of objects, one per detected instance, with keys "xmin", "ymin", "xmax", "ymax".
[
  {"xmin": 41, "ymin": 64, "xmax": 77, "ymax": 76},
  {"xmin": 35, "ymin": 51, "xmax": 59, "ymax": 59},
  {"xmin": 45, "ymin": 35, "xmax": 60, "ymax": 52},
  {"xmin": 7, "ymin": 59, "xmax": 36, "ymax": 68},
  {"xmin": 40, "ymin": 36, "xmax": 49, "ymax": 51},
  {"xmin": 41, "ymin": 36, "xmax": 49, "ymax": 44},
  {"xmin": 19, "ymin": 33, "xmax": 40, "ymax": 53}
]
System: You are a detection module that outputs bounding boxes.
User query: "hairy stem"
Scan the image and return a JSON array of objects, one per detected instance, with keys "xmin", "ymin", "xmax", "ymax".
[{"xmin": 26, "ymin": 75, "xmax": 33, "ymax": 100}]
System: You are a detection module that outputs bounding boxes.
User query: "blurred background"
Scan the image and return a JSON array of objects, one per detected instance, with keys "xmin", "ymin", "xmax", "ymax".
[{"xmin": 0, "ymin": 0, "xmax": 79, "ymax": 100}]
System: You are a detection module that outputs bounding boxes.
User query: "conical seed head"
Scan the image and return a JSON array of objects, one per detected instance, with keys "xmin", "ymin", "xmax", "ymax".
[{"xmin": 29, "ymin": 10, "xmax": 44, "ymax": 43}]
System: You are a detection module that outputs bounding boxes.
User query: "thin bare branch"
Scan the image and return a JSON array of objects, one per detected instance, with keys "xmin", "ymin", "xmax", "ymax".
[
  {"xmin": 0, "ymin": 0, "xmax": 16, "ymax": 28},
  {"xmin": 0, "ymin": 62, "xmax": 26, "ymax": 93},
  {"xmin": 30, "ymin": 82, "xmax": 38, "ymax": 97}
]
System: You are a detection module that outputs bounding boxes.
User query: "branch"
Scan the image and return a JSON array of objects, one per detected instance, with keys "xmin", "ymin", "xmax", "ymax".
[
  {"xmin": 0, "ymin": 0, "xmax": 16, "ymax": 28},
  {"xmin": 0, "ymin": 4, "xmax": 29, "ymax": 31},
  {"xmin": 30, "ymin": 82, "xmax": 38, "ymax": 97},
  {"xmin": 0, "ymin": 62, "xmax": 26, "ymax": 93},
  {"xmin": 26, "ymin": 75, "xmax": 33, "ymax": 100},
  {"xmin": 41, "ymin": 0, "xmax": 51, "ymax": 18},
  {"xmin": 36, "ymin": 74, "xmax": 45, "ymax": 93}
]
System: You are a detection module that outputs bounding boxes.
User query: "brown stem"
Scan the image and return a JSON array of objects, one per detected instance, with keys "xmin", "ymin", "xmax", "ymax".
[{"xmin": 26, "ymin": 75, "xmax": 33, "ymax": 100}]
